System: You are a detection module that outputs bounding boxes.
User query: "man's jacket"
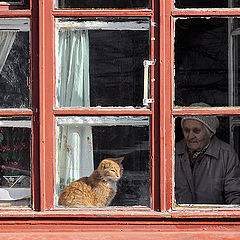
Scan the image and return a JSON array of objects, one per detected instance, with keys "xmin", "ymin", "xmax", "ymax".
[{"xmin": 175, "ymin": 135, "xmax": 240, "ymax": 204}]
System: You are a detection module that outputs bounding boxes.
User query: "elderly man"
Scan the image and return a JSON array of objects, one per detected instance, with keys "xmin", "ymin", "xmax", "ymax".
[{"xmin": 175, "ymin": 103, "xmax": 240, "ymax": 204}]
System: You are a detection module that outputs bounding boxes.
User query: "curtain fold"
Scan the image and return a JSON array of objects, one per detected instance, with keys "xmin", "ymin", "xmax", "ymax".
[
  {"xmin": 56, "ymin": 29, "xmax": 94, "ymax": 194},
  {"xmin": 0, "ymin": 31, "xmax": 16, "ymax": 73}
]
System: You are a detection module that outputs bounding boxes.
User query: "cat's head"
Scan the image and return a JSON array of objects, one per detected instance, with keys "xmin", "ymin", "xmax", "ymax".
[{"xmin": 98, "ymin": 157, "xmax": 124, "ymax": 182}]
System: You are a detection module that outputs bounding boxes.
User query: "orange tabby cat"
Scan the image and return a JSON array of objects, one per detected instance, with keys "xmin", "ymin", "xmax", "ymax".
[{"xmin": 58, "ymin": 157, "xmax": 124, "ymax": 207}]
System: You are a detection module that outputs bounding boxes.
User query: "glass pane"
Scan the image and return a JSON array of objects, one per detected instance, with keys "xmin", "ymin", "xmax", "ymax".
[
  {"xmin": 174, "ymin": 18, "xmax": 240, "ymax": 107},
  {"xmin": 174, "ymin": 115, "xmax": 240, "ymax": 206},
  {"xmin": 56, "ymin": 0, "xmax": 150, "ymax": 9},
  {"xmin": 0, "ymin": 19, "xmax": 30, "ymax": 108},
  {"xmin": 0, "ymin": 117, "xmax": 31, "ymax": 207},
  {"xmin": 56, "ymin": 18, "xmax": 150, "ymax": 108},
  {"xmin": 55, "ymin": 116, "xmax": 150, "ymax": 207},
  {"xmin": 175, "ymin": 0, "xmax": 240, "ymax": 8},
  {"xmin": 1, "ymin": 0, "xmax": 23, "ymax": 3}
]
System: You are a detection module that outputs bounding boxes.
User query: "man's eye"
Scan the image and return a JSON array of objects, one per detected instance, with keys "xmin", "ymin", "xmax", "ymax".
[{"xmin": 193, "ymin": 129, "xmax": 201, "ymax": 134}]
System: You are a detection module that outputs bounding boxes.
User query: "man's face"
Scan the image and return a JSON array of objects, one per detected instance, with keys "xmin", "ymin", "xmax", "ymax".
[{"xmin": 182, "ymin": 119, "xmax": 212, "ymax": 152}]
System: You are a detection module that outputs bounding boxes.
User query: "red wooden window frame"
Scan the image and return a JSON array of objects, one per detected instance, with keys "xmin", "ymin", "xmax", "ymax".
[
  {"xmin": 0, "ymin": 0, "xmax": 39, "ymax": 211},
  {"xmin": 169, "ymin": 6, "xmax": 240, "ymax": 217},
  {"xmin": 39, "ymin": 0, "xmax": 160, "ymax": 213},
  {"xmin": 2, "ymin": 0, "xmax": 240, "ymax": 220}
]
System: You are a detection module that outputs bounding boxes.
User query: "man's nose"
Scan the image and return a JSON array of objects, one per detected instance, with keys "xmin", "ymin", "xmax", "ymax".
[{"xmin": 188, "ymin": 131, "xmax": 195, "ymax": 139}]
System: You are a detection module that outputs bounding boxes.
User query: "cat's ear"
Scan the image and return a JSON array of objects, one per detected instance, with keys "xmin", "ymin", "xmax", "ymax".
[{"xmin": 113, "ymin": 157, "xmax": 124, "ymax": 164}]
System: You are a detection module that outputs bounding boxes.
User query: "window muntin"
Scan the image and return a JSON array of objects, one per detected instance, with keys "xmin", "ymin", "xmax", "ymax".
[
  {"xmin": 175, "ymin": 0, "xmax": 240, "ymax": 8},
  {"xmin": 55, "ymin": 18, "xmax": 150, "ymax": 108},
  {"xmin": 0, "ymin": 18, "xmax": 30, "ymax": 108},
  {"xmin": 0, "ymin": 117, "xmax": 31, "ymax": 207},
  {"xmin": 174, "ymin": 18, "xmax": 240, "ymax": 107},
  {"xmin": 55, "ymin": 0, "xmax": 151, "ymax": 9},
  {"xmin": 55, "ymin": 116, "xmax": 150, "ymax": 208}
]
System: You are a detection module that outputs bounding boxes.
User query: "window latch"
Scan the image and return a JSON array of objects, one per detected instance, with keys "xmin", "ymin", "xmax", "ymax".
[{"xmin": 143, "ymin": 60, "xmax": 155, "ymax": 107}]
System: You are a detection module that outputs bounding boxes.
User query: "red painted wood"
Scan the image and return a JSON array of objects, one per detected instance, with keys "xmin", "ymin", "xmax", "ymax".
[
  {"xmin": 0, "ymin": 109, "xmax": 33, "ymax": 116},
  {"xmin": 173, "ymin": 107, "xmax": 240, "ymax": 115},
  {"xmin": 0, "ymin": 231, "xmax": 239, "ymax": 240},
  {"xmin": 150, "ymin": 0, "xmax": 160, "ymax": 211},
  {"xmin": 46, "ymin": 0, "xmax": 158, "ymax": 210},
  {"xmin": 0, "ymin": 10, "xmax": 31, "ymax": 16},
  {"xmin": 172, "ymin": 9, "xmax": 240, "ymax": 17},
  {"xmin": 159, "ymin": 0, "xmax": 174, "ymax": 212},
  {"xmin": 39, "ymin": 0, "xmax": 55, "ymax": 210},
  {"xmin": 53, "ymin": 109, "xmax": 152, "ymax": 116},
  {"xmin": 53, "ymin": 9, "xmax": 152, "ymax": 17}
]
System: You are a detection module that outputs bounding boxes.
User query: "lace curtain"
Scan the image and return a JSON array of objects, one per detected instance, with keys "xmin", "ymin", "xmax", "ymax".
[
  {"xmin": 56, "ymin": 29, "xmax": 94, "ymax": 195},
  {"xmin": 0, "ymin": 31, "xmax": 16, "ymax": 73}
]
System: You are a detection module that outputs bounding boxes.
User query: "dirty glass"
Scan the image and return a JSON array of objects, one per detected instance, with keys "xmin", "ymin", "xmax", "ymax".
[
  {"xmin": 174, "ymin": 18, "xmax": 240, "ymax": 107},
  {"xmin": 1, "ymin": 0, "xmax": 23, "ymax": 3},
  {"xmin": 55, "ymin": 116, "xmax": 150, "ymax": 208},
  {"xmin": 56, "ymin": 0, "xmax": 150, "ymax": 9},
  {"xmin": 175, "ymin": 0, "xmax": 240, "ymax": 8},
  {"xmin": 174, "ymin": 115, "xmax": 240, "ymax": 206},
  {"xmin": 55, "ymin": 18, "xmax": 150, "ymax": 108},
  {"xmin": 0, "ymin": 18, "xmax": 30, "ymax": 108},
  {"xmin": 0, "ymin": 117, "xmax": 31, "ymax": 207}
]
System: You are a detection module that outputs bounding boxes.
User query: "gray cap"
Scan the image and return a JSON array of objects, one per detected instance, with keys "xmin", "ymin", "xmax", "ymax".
[{"xmin": 181, "ymin": 103, "xmax": 219, "ymax": 134}]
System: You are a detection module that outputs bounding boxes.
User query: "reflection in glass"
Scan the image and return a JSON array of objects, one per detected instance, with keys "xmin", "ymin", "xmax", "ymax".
[
  {"xmin": 174, "ymin": 115, "xmax": 240, "ymax": 205},
  {"xmin": 0, "ymin": 18, "xmax": 30, "ymax": 108},
  {"xmin": 175, "ymin": 0, "xmax": 240, "ymax": 8},
  {"xmin": 0, "ymin": 117, "xmax": 31, "ymax": 207},
  {"xmin": 56, "ymin": 18, "xmax": 150, "ymax": 108},
  {"xmin": 56, "ymin": 0, "xmax": 150, "ymax": 9},
  {"xmin": 174, "ymin": 18, "xmax": 240, "ymax": 107},
  {"xmin": 55, "ymin": 116, "xmax": 150, "ymax": 207}
]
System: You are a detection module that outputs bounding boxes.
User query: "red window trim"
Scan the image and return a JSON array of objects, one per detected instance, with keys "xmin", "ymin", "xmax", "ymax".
[
  {"xmin": 39, "ymin": 0, "xmax": 161, "ymax": 212},
  {"xmin": 4, "ymin": 0, "xmax": 240, "ymax": 219},
  {"xmin": 172, "ymin": 9, "xmax": 240, "ymax": 17},
  {"xmin": 169, "ymin": 3, "xmax": 240, "ymax": 215}
]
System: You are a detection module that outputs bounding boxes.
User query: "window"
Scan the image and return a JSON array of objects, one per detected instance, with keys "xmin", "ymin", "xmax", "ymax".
[
  {"xmin": 39, "ymin": 0, "xmax": 159, "ymax": 211},
  {"xmin": 4, "ymin": 0, "xmax": 240, "ymax": 221},
  {"xmin": 52, "ymin": 13, "xmax": 155, "ymax": 208},
  {"xmin": 173, "ymin": 1, "xmax": 240, "ymax": 209},
  {"xmin": 0, "ymin": 0, "xmax": 39, "ymax": 210}
]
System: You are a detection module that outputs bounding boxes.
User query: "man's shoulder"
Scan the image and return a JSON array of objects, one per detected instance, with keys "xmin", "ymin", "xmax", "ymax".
[
  {"xmin": 175, "ymin": 139, "xmax": 186, "ymax": 155},
  {"xmin": 210, "ymin": 136, "xmax": 238, "ymax": 158},
  {"xmin": 211, "ymin": 136, "xmax": 234, "ymax": 151}
]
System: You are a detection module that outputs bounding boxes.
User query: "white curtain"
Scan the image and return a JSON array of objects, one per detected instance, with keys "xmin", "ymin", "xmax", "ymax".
[
  {"xmin": 56, "ymin": 29, "xmax": 94, "ymax": 194},
  {"xmin": 0, "ymin": 31, "xmax": 16, "ymax": 73}
]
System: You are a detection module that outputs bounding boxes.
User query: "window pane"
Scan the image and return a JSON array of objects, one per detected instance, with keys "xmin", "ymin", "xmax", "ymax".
[
  {"xmin": 1, "ymin": 0, "xmax": 23, "ymax": 3},
  {"xmin": 0, "ymin": 19, "xmax": 30, "ymax": 108},
  {"xmin": 175, "ymin": 0, "xmax": 240, "ymax": 8},
  {"xmin": 174, "ymin": 115, "xmax": 240, "ymax": 206},
  {"xmin": 55, "ymin": 116, "xmax": 150, "ymax": 207},
  {"xmin": 56, "ymin": 18, "xmax": 150, "ymax": 108},
  {"xmin": 174, "ymin": 18, "xmax": 240, "ymax": 107},
  {"xmin": 0, "ymin": 117, "xmax": 31, "ymax": 207},
  {"xmin": 56, "ymin": 0, "xmax": 150, "ymax": 9}
]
